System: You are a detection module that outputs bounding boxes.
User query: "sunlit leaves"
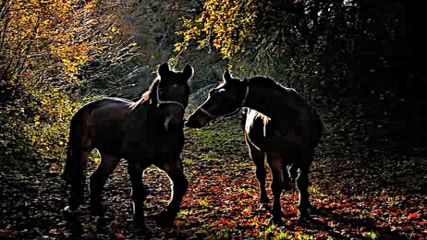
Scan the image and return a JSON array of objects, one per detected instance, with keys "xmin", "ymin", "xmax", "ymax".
[
  {"xmin": 175, "ymin": 0, "xmax": 257, "ymax": 59},
  {"xmin": 17, "ymin": 85, "xmax": 80, "ymax": 159},
  {"xmin": 2, "ymin": 0, "xmax": 96, "ymax": 82},
  {"xmin": 0, "ymin": 0, "xmax": 125, "ymax": 160}
]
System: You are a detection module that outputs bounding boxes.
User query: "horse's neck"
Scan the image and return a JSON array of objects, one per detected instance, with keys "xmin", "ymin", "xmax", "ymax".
[
  {"xmin": 131, "ymin": 97, "xmax": 160, "ymax": 122},
  {"xmin": 244, "ymin": 82, "xmax": 292, "ymax": 119},
  {"xmin": 133, "ymin": 87, "xmax": 159, "ymax": 110}
]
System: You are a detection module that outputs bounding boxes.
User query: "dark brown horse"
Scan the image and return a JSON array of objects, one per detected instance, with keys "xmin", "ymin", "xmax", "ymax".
[
  {"xmin": 186, "ymin": 70, "xmax": 322, "ymax": 224},
  {"xmin": 62, "ymin": 63, "xmax": 193, "ymax": 229}
]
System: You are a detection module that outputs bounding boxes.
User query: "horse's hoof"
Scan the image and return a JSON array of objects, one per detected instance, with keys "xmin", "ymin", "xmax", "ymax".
[
  {"xmin": 283, "ymin": 183, "xmax": 293, "ymax": 191},
  {"xmin": 96, "ymin": 217, "xmax": 108, "ymax": 231},
  {"xmin": 297, "ymin": 215, "xmax": 312, "ymax": 225},
  {"xmin": 268, "ymin": 216, "xmax": 284, "ymax": 226},
  {"xmin": 63, "ymin": 205, "xmax": 72, "ymax": 214},
  {"xmin": 90, "ymin": 204, "xmax": 105, "ymax": 216},
  {"xmin": 307, "ymin": 206, "xmax": 319, "ymax": 215},
  {"xmin": 154, "ymin": 211, "xmax": 174, "ymax": 228},
  {"xmin": 63, "ymin": 205, "xmax": 80, "ymax": 217},
  {"xmin": 134, "ymin": 224, "xmax": 150, "ymax": 237},
  {"xmin": 258, "ymin": 203, "xmax": 270, "ymax": 211},
  {"xmin": 298, "ymin": 208, "xmax": 312, "ymax": 225},
  {"xmin": 298, "ymin": 207, "xmax": 312, "ymax": 219},
  {"xmin": 133, "ymin": 214, "xmax": 145, "ymax": 227}
]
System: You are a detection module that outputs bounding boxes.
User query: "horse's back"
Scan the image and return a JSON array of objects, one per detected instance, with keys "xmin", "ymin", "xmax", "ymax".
[
  {"xmin": 70, "ymin": 97, "xmax": 135, "ymax": 155},
  {"xmin": 73, "ymin": 97, "xmax": 134, "ymax": 119},
  {"xmin": 244, "ymin": 105, "xmax": 322, "ymax": 153}
]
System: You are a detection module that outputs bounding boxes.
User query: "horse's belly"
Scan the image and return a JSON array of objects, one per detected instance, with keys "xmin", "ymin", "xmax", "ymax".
[
  {"xmin": 255, "ymin": 130, "xmax": 304, "ymax": 152},
  {"xmin": 91, "ymin": 127, "xmax": 124, "ymax": 156},
  {"xmin": 94, "ymin": 137, "xmax": 123, "ymax": 156},
  {"xmin": 121, "ymin": 138, "xmax": 183, "ymax": 161}
]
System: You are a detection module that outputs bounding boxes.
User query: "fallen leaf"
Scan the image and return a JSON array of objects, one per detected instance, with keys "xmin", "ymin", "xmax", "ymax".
[{"xmin": 407, "ymin": 213, "xmax": 421, "ymax": 220}]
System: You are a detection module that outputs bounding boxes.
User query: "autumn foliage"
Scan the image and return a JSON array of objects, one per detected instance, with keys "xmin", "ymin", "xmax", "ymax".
[
  {"xmin": 0, "ymin": 0, "xmax": 126, "ymax": 159},
  {"xmin": 175, "ymin": 0, "xmax": 257, "ymax": 59}
]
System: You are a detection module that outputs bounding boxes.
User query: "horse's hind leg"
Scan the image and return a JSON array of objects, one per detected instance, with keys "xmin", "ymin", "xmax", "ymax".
[
  {"xmin": 155, "ymin": 157, "xmax": 188, "ymax": 228},
  {"xmin": 248, "ymin": 145, "xmax": 269, "ymax": 206},
  {"xmin": 268, "ymin": 152, "xmax": 285, "ymax": 224},
  {"xmin": 89, "ymin": 153, "xmax": 120, "ymax": 216},
  {"xmin": 68, "ymin": 150, "xmax": 89, "ymax": 211},
  {"xmin": 296, "ymin": 149, "xmax": 314, "ymax": 219}
]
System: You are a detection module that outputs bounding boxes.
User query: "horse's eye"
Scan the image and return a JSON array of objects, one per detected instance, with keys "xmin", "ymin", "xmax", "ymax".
[{"xmin": 218, "ymin": 88, "xmax": 226, "ymax": 93}]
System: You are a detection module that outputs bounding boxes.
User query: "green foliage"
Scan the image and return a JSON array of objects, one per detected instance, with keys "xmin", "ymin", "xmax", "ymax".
[
  {"xmin": 273, "ymin": 231, "xmax": 292, "ymax": 240},
  {"xmin": 198, "ymin": 199, "xmax": 210, "ymax": 208},
  {"xmin": 365, "ymin": 231, "xmax": 379, "ymax": 240},
  {"xmin": 184, "ymin": 118, "xmax": 246, "ymax": 159},
  {"xmin": 20, "ymin": 89, "xmax": 80, "ymax": 159}
]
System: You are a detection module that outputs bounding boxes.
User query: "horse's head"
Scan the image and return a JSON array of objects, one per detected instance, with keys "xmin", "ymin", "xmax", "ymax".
[
  {"xmin": 155, "ymin": 62, "xmax": 193, "ymax": 131},
  {"xmin": 186, "ymin": 69, "xmax": 248, "ymax": 128}
]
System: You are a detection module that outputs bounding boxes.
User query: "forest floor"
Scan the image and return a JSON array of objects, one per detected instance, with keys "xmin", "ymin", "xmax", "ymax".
[{"xmin": 0, "ymin": 118, "xmax": 426, "ymax": 240}]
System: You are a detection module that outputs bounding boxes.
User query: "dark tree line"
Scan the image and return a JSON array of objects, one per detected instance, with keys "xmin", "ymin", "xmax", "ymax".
[{"xmin": 235, "ymin": 0, "xmax": 426, "ymax": 150}]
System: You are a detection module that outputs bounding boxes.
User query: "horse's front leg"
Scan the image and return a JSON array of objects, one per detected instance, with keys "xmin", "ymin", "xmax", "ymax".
[
  {"xmin": 155, "ymin": 157, "xmax": 188, "ymax": 228},
  {"xmin": 128, "ymin": 160, "xmax": 148, "ymax": 230}
]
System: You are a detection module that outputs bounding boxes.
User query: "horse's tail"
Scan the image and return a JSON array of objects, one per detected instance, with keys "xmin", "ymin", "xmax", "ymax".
[
  {"xmin": 62, "ymin": 109, "xmax": 84, "ymax": 185},
  {"xmin": 63, "ymin": 99, "xmax": 114, "ymax": 185},
  {"xmin": 62, "ymin": 99, "xmax": 102, "ymax": 186}
]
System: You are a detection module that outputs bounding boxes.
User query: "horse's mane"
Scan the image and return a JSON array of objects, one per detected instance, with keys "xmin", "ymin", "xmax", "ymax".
[
  {"xmin": 144, "ymin": 78, "xmax": 160, "ymax": 102},
  {"xmin": 130, "ymin": 78, "xmax": 159, "ymax": 110},
  {"xmin": 248, "ymin": 76, "xmax": 297, "ymax": 95},
  {"xmin": 254, "ymin": 110, "xmax": 271, "ymax": 125}
]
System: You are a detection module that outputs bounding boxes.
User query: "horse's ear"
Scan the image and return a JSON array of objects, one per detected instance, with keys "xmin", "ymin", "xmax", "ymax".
[
  {"xmin": 223, "ymin": 69, "xmax": 232, "ymax": 82},
  {"xmin": 158, "ymin": 62, "xmax": 169, "ymax": 78},
  {"xmin": 183, "ymin": 64, "xmax": 194, "ymax": 81}
]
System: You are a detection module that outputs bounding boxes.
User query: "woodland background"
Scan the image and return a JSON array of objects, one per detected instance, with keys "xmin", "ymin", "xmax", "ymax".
[{"xmin": 0, "ymin": 0, "xmax": 426, "ymax": 239}]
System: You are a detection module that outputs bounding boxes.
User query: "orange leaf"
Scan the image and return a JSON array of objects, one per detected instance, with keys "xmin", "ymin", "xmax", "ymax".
[
  {"xmin": 219, "ymin": 219, "xmax": 236, "ymax": 227},
  {"xmin": 114, "ymin": 231, "xmax": 125, "ymax": 239},
  {"xmin": 391, "ymin": 211, "xmax": 401, "ymax": 217},
  {"xmin": 175, "ymin": 220, "xmax": 185, "ymax": 227},
  {"xmin": 288, "ymin": 209, "xmax": 298, "ymax": 216},
  {"xmin": 407, "ymin": 213, "xmax": 421, "ymax": 220}
]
